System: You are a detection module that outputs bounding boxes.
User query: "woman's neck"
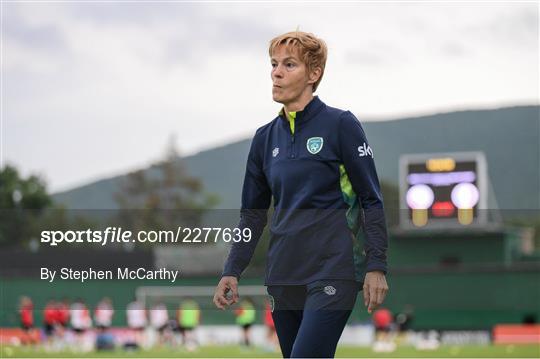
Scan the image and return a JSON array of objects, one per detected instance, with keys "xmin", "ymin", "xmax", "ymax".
[{"xmin": 284, "ymin": 92, "xmax": 314, "ymax": 114}]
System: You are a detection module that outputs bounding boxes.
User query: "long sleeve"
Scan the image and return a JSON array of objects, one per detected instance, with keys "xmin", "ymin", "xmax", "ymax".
[
  {"xmin": 338, "ymin": 111, "xmax": 389, "ymax": 274},
  {"xmin": 222, "ymin": 130, "xmax": 272, "ymax": 279}
]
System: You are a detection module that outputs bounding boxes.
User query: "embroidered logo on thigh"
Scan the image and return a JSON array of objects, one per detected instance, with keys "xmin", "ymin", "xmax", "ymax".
[{"xmin": 324, "ymin": 285, "xmax": 336, "ymax": 295}]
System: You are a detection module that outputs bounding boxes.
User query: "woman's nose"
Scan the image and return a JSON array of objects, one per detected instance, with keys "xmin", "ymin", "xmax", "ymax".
[{"xmin": 272, "ymin": 65, "xmax": 284, "ymax": 78}]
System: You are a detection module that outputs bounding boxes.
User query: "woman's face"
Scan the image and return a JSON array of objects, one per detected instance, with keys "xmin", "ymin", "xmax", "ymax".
[{"xmin": 271, "ymin": 45, "xmax": 312, "ymax": 106}]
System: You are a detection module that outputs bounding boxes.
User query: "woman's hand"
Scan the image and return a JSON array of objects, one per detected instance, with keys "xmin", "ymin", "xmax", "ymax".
[
  {"xmin": 363, "ymin": 270, "xmax": 389, "ymax": 314},
  {"xmin": 213, "ymin": 276, "xmax": 239, "ymax": 310}
]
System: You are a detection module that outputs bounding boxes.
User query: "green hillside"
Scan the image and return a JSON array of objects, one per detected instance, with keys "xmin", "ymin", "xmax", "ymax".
[{"xmin": 52, "ymin": 105, "xmax": 539, "ymax": 211}]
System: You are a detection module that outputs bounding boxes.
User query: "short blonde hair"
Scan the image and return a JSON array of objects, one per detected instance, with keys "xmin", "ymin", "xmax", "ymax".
[{"xmin": 269, "ymin": 31, "xmax": 328, "ymax": 92}]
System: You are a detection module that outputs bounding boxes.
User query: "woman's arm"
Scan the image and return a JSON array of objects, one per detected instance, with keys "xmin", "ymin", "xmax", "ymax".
[
  {"xmin": 338, "ymin": 111, "xmax": 389, "ymax": 313},
  {"xmin": 222, "ymin": 129, "xmax": 272, "ymax": 278},
  {"xmin": 214, "ymin": 129, "xmax": 271, "ymax": 309},
  {"xmin": 338, "ymin": 111, "xmax": 388, "ymax": 274}
]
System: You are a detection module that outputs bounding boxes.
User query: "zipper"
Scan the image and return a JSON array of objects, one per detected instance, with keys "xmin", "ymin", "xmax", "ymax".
[
  {"xmin": 291, "ymin": 134, "xmax": 295, "ymax": 158},
  {"xmin": 290, "ymin": 117, "xmax": 296, "ymax": 159}
]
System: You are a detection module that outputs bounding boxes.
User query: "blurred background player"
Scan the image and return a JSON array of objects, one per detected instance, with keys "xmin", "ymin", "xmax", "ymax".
[
  {"xmin": 372, "ymin": 307, "xmax": 396, "ymax": 353},
  {"xmin": 94, "ymin": 297, "xmax": 115, "ymax": 351},
  {"xmin": 70, "ymin": 298, "xmax": 92, "ymax": 351},
  {"xmin": 18, "ymin": 296, "xmax": 37, "ymax": 346},
  {"xmin": 234, "ymin": 297, "xmax": 256, "ymax": 347},
  {"xmin": 126, "ymin": 298, "xmax": 147, "ymax": 348},
  {"xmin": 176, "ymin": 297, "xmax": 200, "ymax": 351},
  {"xmin": 395, "ymin": 304, "xmax": 415, "ymax": 345},
  {"xmin": 94, "ymin": 297, "xmax": 114, "ymax": 330},
  {"xmin": 263, "ymin": 298, "xmax": 278, "ymax": 351},
  {"xmin": 42, "ymin": 299, "xmax": 57, "ymax": 346},
  {"xmin": 54, "ymin": 298, "xmax": 70, "ymax": 349},
  {"xmin": 149, "ymin": 300, "xmax": 169, "ymax": 346},
  {"xmin": 57, "ymin": 298, "xmax": 70, "ymax": 328}
]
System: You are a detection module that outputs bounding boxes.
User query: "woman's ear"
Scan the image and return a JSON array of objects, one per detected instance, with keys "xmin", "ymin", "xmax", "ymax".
[{"xmin": 308, "ymin": 67, "xmax": 322, "ymax": 84}]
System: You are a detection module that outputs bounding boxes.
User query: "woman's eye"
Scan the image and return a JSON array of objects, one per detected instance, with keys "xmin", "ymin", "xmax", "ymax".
[
  {"xmin": 271, "ymin": 63, "xmax": 277, "ymax": 68},
  {"xmin": 286, "ymin": 62, "xmax": 295, "ymax": 68}
]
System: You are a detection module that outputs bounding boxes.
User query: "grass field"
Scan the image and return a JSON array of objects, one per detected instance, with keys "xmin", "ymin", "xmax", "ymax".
[{"xmin": 2, "ymin": 344, "xmax": 539, "ymax": 358}]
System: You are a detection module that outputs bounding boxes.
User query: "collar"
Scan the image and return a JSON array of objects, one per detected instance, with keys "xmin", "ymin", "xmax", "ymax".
[{"xmin": 278, "ymin": 96, "xmax": 324, "ymax": 126}]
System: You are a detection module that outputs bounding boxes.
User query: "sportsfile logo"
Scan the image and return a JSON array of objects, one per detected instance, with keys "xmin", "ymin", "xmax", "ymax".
[{"xmin": 358, "ymin": 143, "xmax": 374, "ymax": 158}]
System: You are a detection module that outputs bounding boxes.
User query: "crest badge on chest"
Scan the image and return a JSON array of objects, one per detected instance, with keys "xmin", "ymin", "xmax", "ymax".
[{"xmin": 306, "ymin": 137, "xmax": 324, "ymax": 155}]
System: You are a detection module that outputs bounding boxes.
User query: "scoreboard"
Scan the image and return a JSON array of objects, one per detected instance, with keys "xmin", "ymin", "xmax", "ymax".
[{"xmin": 399, "ymin": 152, "xmax": 488, "ymax": 229}]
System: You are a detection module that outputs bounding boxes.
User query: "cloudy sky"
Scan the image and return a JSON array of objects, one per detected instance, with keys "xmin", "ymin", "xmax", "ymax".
[{"xmin": 2, "ymin": 2, "xmax": 538, "ymax": 193}]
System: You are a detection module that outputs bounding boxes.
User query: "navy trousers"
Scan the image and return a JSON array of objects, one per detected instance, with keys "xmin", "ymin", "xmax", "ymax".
[{"xmin": 267, "ymin": 280, "xmax": 361, "ymax": 358}]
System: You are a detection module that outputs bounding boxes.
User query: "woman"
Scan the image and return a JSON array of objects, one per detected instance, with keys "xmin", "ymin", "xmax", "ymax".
[{"xmin": 214, "ymin": 31, "xmax": 389, "ymax": 358}]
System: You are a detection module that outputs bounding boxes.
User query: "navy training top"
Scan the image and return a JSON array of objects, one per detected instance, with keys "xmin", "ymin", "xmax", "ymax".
[{"xmin": 222, "ymin": 96, "xmax": 388, "ymax": 285}]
